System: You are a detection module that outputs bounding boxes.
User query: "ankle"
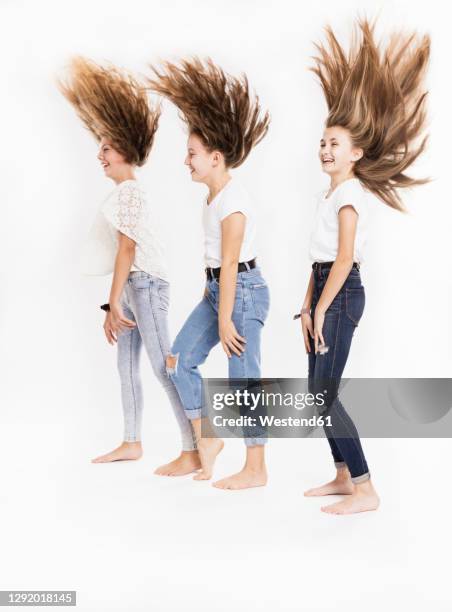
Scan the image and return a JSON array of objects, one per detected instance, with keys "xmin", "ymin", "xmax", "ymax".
[
  {"xmin": 244, "ymin": 462, "xmax": 266, "ymax": 473},
  {"xmin": 354, "ymin": 479, "xmax": 375, "ymax": 494},
  {"xmin": 336, "ymin": 467, "xmax": 351, "ymax": 481}
]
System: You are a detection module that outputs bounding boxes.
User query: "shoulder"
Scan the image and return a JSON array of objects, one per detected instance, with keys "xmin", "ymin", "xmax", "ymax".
[
  {"xmin": 117, "ymin": 179, "xmax": 142, "ymax": 197},
  {"xmin": 336, "ymin": 178, "xmax": 366, "ymax": 200},
  {"xmin": 220, "ymin": 178, "xmax": 252, "ymax": 208},
  {"xmin": 334, "ymin": 179, "xmax": 367, "ymax": 214},
  {"xmin": 116, "ymin": 180, "xmax": 146, "ymax": 208}
]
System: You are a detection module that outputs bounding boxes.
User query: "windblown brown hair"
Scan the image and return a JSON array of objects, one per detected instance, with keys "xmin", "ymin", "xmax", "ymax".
[
  {"xmin": 311, "ymin": 18, "xmax": 430, "ymax": 211},
  {"xmin": 57, "ymin": 56, "xmax": 160, "ymax": 167},
  {"xmin": 146, "ymin": 57, "xmax": 270, "ymax": 168}
]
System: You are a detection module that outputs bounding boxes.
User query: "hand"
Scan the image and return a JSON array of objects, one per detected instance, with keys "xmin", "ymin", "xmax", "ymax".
[
  {"xmin": 109, "ymin": 302, "xmax": 136, "ymax": 336},
  {"xmin": 219, "ymin": 318, "xmax": 246, "ymax": 358},
  {"xmin": 301, "ymin": 312, "xmax": 314, "ymax": 353},
  {"xmin": 313, "ymin": 308, "xmax": 326, "ymax": 354},
  {"xmin": 103, "ymin": 312, "xmax": 117, "ymax": 345}
]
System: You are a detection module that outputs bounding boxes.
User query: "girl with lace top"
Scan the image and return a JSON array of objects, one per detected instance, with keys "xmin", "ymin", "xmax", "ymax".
[
  {"xmin": 298, "ymin": 19, "xmax": 430, "ymax": 513},
  {"xmin": 146, "ymin": 57, "xmax": 271, "ymax": 489},
  {"xmin": 57, "ymin": 57, "xmax": 199, "ymax": 474}
]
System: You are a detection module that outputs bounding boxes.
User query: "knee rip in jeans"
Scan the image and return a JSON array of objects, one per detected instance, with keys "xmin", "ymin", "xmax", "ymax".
[{"xmin": 165, "ymin": 353, "xmax": 179, "ymax": 376}]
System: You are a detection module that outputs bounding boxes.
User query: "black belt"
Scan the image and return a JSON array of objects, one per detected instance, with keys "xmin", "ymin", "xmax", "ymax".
[
  {"xmin": 312, "ymin": 261, "xmax": 360, "ymax": 272},
  {"xmin": 206, "ymin": 258, "xmax": 257, "ymax": 280}
]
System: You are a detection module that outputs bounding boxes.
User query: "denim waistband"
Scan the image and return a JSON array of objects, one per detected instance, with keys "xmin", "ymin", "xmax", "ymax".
[
  {"xmin": 207, "ymin": 265, "xmax": 264, "ymax": 281},
  {"xmin": 314, "ymin": 265, "xmax": 361, "ymax": 285},
  {"xmin": 129, "ymin": 270, "xmax": 149, "ymax": 277}
]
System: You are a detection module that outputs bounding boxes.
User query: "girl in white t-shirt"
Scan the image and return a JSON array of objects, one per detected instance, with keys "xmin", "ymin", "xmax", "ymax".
[
  {"xmin": 147, "ymin": 57, "xmax": 271, "ymax": 489},
  {"xmin": 298, "ymin": 19, "xmax": 429, "ymax": 514},
  {"xmin": 58, "ymin": 57, "xmax": 198, "ymax": 474}
]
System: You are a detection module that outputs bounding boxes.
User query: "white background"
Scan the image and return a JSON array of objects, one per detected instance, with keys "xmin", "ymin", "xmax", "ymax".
[{"xmin": 1, "ymin": 0, "xmax": 451, "ymax": 610}]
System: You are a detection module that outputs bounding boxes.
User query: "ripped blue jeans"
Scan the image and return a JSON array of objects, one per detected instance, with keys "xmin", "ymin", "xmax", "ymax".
[
  {"xmin": 308, "ymin": 265, "xmax": 370, "ymax": 484},
  {"xmin": 166, "ymin": 266, "xmax": 270, "ymax": 447}
]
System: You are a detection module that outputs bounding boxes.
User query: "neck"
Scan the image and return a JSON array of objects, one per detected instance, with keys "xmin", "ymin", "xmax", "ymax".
[
  {"xmin": 330, "ymin": 169, "xmax": 355, "ymax": 191},
  {"xmin": 112, "ymin": 168, "xmax": 136, "ymax": 186},
  {"xmin": 206, "ymin": 171, "xmax": 232, "ymax": 204}
]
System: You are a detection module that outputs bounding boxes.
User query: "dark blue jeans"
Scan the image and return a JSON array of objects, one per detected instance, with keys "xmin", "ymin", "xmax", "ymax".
[{"xmin": 308, "ymin": 265, "xmax": 370, "ymax": 484}]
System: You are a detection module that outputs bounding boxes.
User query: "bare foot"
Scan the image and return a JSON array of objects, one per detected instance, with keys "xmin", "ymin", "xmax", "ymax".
[
  {"xmin": 321, "ymin": 481, "xmax": 380, "ymax": 515},
  {"xmin": 304, "ymin": 468, "xmax": 354, "ymax": 496},
  {"xmin": 213, "ymin": 467, "xmax": 268, "ymax": 490},
  {"xmin": 91, "ymin": 441, "xmax": 143, "ymax": 463},
  {"xmin": 154, "ymin": 451, "xmax": 201, "ymax": 476},
  {"xmin": 193, "ymin": 439, "xmax": 224, "ymax": 480}
]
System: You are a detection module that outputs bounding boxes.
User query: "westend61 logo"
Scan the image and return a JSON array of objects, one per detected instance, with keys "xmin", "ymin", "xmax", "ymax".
[{"xmin": 212, "ymin": 389, "xmax": 326, "ymax": 411}]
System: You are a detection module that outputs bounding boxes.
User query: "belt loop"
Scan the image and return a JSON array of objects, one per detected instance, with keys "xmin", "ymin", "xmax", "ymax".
[{"xmin": 244, "ymin": 261, "xmax": 251, "ymax": 272}]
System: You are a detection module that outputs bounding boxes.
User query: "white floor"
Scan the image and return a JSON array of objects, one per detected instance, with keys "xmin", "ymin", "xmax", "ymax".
[{"xmin": 1, "ymin": 424, "xmax": 450, "ymax": 611}]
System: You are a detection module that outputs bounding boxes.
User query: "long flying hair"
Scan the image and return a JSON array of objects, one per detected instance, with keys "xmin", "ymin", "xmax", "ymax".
[
  {"xmin": 57, "ymin": 56, "xmax": 160, "ymax": 167},
  {"xmin": 146, "ymin": 56, "xmax": 270, "ymax": 168},
  {"xmin": 311, "ymin": 18, "xmax": 430, "ymax": 210}
]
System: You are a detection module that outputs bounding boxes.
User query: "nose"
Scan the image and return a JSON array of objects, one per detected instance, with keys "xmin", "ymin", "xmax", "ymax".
[{"xmin": 184, "ymin": 156, "xmax": 190, "ymax": 166}]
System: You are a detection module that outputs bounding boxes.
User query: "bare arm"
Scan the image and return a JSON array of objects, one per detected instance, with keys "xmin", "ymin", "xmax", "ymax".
[
  {"xmin": 316, "ymin": 205, "xmax": 357, "ymax": 314},
  {"xmin": 313, "ymin": 205, "xmax": 358, "ymax": 352},
  {"xmin": 301, "ymin": 271, "xmax": 314, "ymax": 312},
  {"xmin": 299, "ymin": 271, "xmax": 315, "ymax": 353},
  {"xmin": 103, "ymin": 232, "xmax": 137, "ymax": 343},
  {"xmin": 218, "ymin": 212, "xmax": 247, "ymax": 358},
  {"xmin": 109, "ymin": 232, "xmax": 136, "ymax": 306}
]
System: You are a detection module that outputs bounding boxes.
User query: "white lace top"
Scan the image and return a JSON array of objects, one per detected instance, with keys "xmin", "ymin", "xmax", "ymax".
[{"xmin": 79, "ymin": 179, "xmax": 168, "ymax": 280}]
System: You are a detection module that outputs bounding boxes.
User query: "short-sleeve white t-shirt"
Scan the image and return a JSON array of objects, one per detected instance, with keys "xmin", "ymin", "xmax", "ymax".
[
  {"xmin": 202, "ymin": 177, "xmax": 257, "ymax": 268},
  {"xmin": 308, "ymin": 178, "xmax": 370, "ymax": 264},
  {"xmin": 79, "ymin": 178, "xmax": 168, "ymax": 280}
]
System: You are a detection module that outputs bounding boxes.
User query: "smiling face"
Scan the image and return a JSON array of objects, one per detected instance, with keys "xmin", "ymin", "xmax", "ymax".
[
  {"xmin": 97, "ymin": 137, "xmax": 131, "ymax": 181},
  {"xmin": 184, "ymin": 132, "xmax": 225, "ymax": 183},
  {"xmin": 319, "ymin": 126, "xmax": 363, "ymax": 177}
]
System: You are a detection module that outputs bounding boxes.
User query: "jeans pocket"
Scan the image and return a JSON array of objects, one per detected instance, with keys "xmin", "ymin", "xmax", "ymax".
[
  {"xmin": 129, "ymin": 274, "xmax": 152, "ymax": 290},
  {"xmin": 156, "ymin": 279, "xmax": 170, "ymax": 311},
  {"xmin": 250, "ymin": 283, "xmax": 270, "ymax": 323},
  {"xmin": 345, "ymin": 286, "xmax": 365, "ymax": 326}
]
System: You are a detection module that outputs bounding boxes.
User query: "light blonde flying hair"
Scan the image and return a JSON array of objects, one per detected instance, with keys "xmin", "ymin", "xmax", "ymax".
[{"xmin": 311, "ymin": 18, "xmax": 430, "ymax": 210}]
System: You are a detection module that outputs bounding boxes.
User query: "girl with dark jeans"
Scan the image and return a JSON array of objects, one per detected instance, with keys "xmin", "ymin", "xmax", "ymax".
[{"xmin": 299, "ymin": 19, "xmax": 429, "ymax": 514}]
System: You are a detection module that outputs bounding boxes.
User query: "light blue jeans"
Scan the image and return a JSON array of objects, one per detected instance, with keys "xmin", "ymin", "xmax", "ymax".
[
  {"xmin": 166, "ymin": 266, "xmax": 270, "ymax": 447},
  {"xmin": 117, "ymin": 271, "xmax": 196, "ymax": 450}
]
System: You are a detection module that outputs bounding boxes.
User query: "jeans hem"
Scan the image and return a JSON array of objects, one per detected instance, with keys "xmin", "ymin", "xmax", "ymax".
[
  {"xmin": 244, "ymin": 437, "xmax": 267, "ymax": 447},
  {"xmin": 351, "ymin": 471, "xmax": 371, "ymax": 484},
  {"xmin": 185, "ymin": 409, "xmax": 202, "ymax": 420}
]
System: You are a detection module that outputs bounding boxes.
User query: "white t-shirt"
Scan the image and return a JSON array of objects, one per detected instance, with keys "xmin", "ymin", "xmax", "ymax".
[
  {"xmin": 309, "ymin": 178, "xmax": 370, "ymax": 264},
  {"xmin": 79, "ymin": 179, "xmax": 168, "ymax": 280},
  {"xmin": 202, "ymin": 177, "xmax": 257, "ymax": 268}
]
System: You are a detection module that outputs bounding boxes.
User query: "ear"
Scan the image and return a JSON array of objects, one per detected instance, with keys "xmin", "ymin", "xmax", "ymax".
[
  {"xmin": 212, "ymin": 150, "xmax": 224, "ymax": 167},
  {"xmin": 352, "ymin": 147, "xmax": 364, "ymax": 162}
]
